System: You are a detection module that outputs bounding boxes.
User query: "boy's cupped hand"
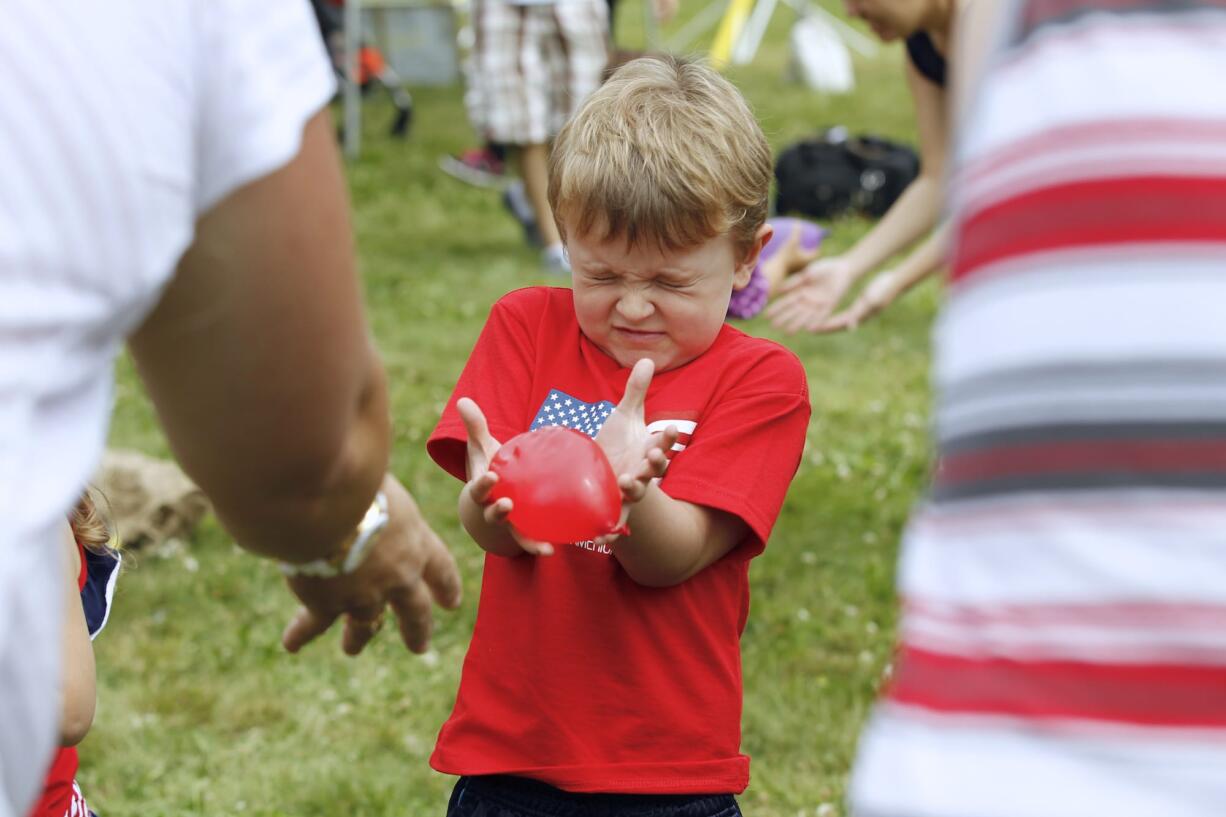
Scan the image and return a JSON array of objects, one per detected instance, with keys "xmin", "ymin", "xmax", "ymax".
[
  {"xmin": 456, "ymin": 396, "xmax": 556, "ymax": 556},
  {"xmin": 594, "ymin": 358, "xmax": 678, "ymax": 542}
]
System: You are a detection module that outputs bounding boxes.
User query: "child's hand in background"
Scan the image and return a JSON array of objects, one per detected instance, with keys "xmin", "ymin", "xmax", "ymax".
[{"xmin": 456, "ymin": 397, "xmax": 554, "ymax": 556}]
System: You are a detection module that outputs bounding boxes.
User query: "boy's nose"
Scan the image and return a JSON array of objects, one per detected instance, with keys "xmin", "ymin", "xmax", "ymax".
[{"xmin": 616, "ymin": 291, "xmax": 655, "ymax": 322}]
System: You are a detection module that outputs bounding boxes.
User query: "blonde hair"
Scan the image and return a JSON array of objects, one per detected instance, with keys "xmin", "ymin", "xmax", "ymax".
[
  {"xmin": 70, "ymin": 490, "xmax": 117, "ymax": 555},
  {"xmin": 548, "ymin": 55, "xmax": 772, "ymax": 254}
]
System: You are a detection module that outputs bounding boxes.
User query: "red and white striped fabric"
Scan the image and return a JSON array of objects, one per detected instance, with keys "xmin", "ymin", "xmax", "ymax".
[
  {"xmin": 66, "ymin": 783, "xmax": 88, "ymax": 817},
  {"xmin": 851, "ymin": 3, "xmax": 1226, "ymax": 816}
]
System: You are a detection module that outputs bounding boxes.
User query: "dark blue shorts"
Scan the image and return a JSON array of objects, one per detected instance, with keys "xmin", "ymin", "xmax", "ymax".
[{"xmin": 446, "ymin": 775, "xmax": 743, "ymax": 817}]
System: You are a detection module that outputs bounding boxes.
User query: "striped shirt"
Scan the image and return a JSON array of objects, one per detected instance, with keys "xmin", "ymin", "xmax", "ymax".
[
  {"xmin": 0, "ymin": 3, "xmax": 332, "ymax": 815},
  {"xmin": 851, "ymin": 3, "xmax": 1226, "ymax": 815}
]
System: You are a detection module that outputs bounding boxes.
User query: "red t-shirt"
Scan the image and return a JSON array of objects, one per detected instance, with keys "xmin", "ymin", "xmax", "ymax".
[{"xmin": 427, "ymin": 287, "xmax": 810, "ymax": 794}]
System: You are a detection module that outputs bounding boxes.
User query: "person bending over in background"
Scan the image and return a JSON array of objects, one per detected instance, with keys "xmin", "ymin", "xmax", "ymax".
[{"xmin": 768, "ymin": 0, "xmax": 963, "ymax": 333}]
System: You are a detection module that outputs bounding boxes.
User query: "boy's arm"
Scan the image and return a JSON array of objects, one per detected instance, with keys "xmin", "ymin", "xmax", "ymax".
[
  {"xmin": 455, "ymin": 397, "xmax": 555, "ymax": 557},
  {"xmin": 426, "ymin": 291, "xmax": 554, "ymax": 555},
  {"xmin": 459, "ymin": 487, "xmax": 524, "ymax": 557},
  {"xmin": 611, "ymin": 488, "xmax": 748, "ymax": 587},
  {"xmin": 598, "ymin": 355, "xmax": 809, "ymax": 586}
]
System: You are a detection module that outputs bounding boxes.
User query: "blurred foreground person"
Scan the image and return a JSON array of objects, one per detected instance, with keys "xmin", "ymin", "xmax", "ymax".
[
  {"xmin": 0, "ymin": 3, "xmax": 460, "ymax": 815},
  {"xmin": 851, "ymin": 2, "xmax": 1226, "ymax": 816}
]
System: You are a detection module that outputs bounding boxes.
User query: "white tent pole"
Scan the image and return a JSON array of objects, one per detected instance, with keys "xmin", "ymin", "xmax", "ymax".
[
  {"xmin": 664, "ymin": 0, "xmax": 728, "ymax": 53},
  {"xmin": 343, "ymin": 0, "xmax": 362, "ymax": 159},
  {"xmin": 731, "ymin": 0, "xmax": 776, "ymax": 64},
  {"xmin": 782, "ymin": 0, "xmax": 878, "ymax": 56},
  {"xmin": 643, "ymin": 0, "xmax": 661, "ymax": 50}
]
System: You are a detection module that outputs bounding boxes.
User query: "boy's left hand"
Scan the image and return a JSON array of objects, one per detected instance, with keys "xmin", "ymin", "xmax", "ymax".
[{"xmin": 595, "ymin": 358, "xmax": 678, "ymax": 540}]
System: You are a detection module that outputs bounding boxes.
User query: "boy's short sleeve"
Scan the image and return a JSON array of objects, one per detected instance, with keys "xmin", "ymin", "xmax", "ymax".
[
  {"xmin": 660, "ymin": 346, "xmax": 810, "ymax": 559},
  {"xmin": 427, "ymin": 289, "xmax": 544, "ymax": 481}
]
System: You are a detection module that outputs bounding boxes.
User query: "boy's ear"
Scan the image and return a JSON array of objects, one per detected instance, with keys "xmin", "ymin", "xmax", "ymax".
[{"xmin": 732, "ymin": 222, "xmax": 773, "ymax": 291}]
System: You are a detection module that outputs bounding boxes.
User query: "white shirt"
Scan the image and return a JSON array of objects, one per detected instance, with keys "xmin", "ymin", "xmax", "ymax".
[{"xmin": 0, "ymin": 2, "xmax": 334, "ymax": 813}]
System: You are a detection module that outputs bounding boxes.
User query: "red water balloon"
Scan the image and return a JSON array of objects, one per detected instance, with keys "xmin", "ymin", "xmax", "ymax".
[{"xmin": 488, "ymin": 426, "xmax": 624, "ymax": 543}]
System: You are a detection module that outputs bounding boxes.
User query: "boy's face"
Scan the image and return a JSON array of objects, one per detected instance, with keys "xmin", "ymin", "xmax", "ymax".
[{"xmin": 568, "ymin": 225, "xmax": 769, "ymax": 372}]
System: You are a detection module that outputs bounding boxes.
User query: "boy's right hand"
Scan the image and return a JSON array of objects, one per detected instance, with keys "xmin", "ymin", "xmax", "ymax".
[{"xmin": 456, "ymin": 398, "xmax": 554, "ymax": 556}]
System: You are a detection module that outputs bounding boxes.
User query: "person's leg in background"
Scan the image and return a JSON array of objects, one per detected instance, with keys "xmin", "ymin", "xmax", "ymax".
[
  {"xmin": 467, "ymin": 0, "xmax": 607, "ymax": 272},
  {"xmin": 518, "ymin": 142, "xmax": 562, "ymax": 266},
  {"xmin": 607, "ymin": 0, "xmax": 621, "ymax": 41},
  {"xmin": 468, "ymin": 0, "xmax": 556, "ymax": 263},
  {"xmin": 439, "ymin": 0, "xmax": 510, "ymax": 189},
  {"xmin": 533, "ymin": 0, "xmax": 609, "ymax": 271}
]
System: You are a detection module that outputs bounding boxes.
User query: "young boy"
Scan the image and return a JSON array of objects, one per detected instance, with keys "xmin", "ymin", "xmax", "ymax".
[{"xmin": 427, "ymin": 56, "xmax": 811, "ymax": 817}]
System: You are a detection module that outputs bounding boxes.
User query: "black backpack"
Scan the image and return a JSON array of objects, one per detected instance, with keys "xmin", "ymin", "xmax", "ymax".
[{"xmin": 774, "ymin": 128, "xmax": 920, "ymax": 220}]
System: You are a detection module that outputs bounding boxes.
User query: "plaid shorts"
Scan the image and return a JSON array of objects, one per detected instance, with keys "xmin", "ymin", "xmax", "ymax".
[{"xmin": 470, "ymin": 0, "xmax": 609, "ymax": 145}]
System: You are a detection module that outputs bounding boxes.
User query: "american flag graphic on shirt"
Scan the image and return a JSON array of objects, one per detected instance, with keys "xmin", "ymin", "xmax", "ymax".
[
  {"xmin": 529, "ymin": 390, "xmax": 697, "ymax": 457},
  {"xmin": 530, "ymin": 390, "xmax": 614, "ymax": 437}
]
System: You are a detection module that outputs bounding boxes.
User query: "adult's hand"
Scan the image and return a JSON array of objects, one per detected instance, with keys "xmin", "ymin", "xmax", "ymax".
[
  {"xmin": 766, "ymin": 256, "xmax": 859, "ymax": 333},
  {"xmin": 282, "ymin": 474, "xmax": 462, "ymax": 656},
  {"xmin": 817, "ymin": 268, "xmax": 905, "ymax": 332}
]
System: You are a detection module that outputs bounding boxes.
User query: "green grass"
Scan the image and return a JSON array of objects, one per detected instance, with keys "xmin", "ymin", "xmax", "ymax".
[{"xmin": 90, "ymin": 5, "xmax": 936, "ymax": 815}]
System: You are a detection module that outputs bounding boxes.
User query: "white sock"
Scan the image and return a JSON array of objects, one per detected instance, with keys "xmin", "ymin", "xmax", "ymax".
[{"xmin": 543, "ymin": 243, "xmax": 569, "ymax": 271}]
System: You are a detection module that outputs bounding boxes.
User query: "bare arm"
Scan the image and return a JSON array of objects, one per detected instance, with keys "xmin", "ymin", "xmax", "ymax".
[
  {"xmin": 451, "ymin": 362, "xmax": 749, "ymax": 583},
  {"xmin": 593, "ymin": 360, "xmax": 747, "ymax": 586},
  {"xmin": 951, "ymin": 0, "xmax": 1001, "ymax": 129},
  {"xmin": 805, "ymin": 3, "xmax": 1002, "ymax": 334},
  {"xmin": 131, "ymin": 109, "xmax": 461, "ymax": 656},
  {"xmin": 459, "ymin": 487, "xmax": 521, "ymax": 558},
  {"xmin": 768, "ymin": 60, "xmax": 950, "ymax": 333},
  {"xmin": 129, "ymin": 110, "xmax": 386, "ymax": 563},
  {"xmin": 841, "ymin": 60, "xmax": 949, "ymax": 278},
  {"xmin": 455, "ymin": 398, "xmax": 556, "ymax": 558},
  {"xmin": 58, "ymin": 528, "xmax": 95, "ymax": 746},
  {"xmin": 610, "ymin": 486, "xmax": 747, "ymax": 587},
  {"xmin": 818, "ymin": 222, "xmax": 949, "ymax": 332},
  {"xmin": 816, "ymin": 1, "xmax": 1003, "ymax": 333}
]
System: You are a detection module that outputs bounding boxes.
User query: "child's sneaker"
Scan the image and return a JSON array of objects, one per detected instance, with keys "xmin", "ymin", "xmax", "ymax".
[{"xmin": 438, "ymin": 146, "xmax": 507, "ymax": 189}]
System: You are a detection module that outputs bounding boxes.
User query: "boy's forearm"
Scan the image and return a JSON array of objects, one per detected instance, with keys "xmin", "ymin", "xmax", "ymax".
[
  {"xmin": 459, "ymin": 490, "xmax": 523, "ymax": 558},
  {"xmin": 612, "ymin": 486, "xmax": 733, "ymax": 587}
]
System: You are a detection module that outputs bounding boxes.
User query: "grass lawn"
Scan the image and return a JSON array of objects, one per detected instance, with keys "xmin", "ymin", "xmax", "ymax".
[{"xmin": 90, "ymin": 5, "xmax": 937, "ymax": 815}]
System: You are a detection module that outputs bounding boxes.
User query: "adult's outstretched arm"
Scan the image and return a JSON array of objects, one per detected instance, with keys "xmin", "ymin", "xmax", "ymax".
[{"xmin": 129, "ymin": 109, "xmax": 460, "ymax": 653}]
